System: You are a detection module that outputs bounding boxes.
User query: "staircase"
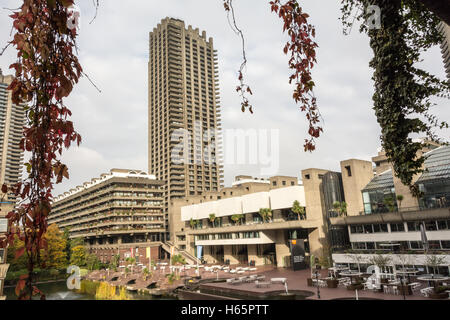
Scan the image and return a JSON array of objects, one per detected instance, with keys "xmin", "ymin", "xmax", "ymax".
[{"xmin": 161, "ymin": 241, "xmax": 200, "ymax": 265}]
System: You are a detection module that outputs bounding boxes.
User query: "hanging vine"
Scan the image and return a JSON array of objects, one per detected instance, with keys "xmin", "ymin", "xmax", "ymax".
[
  {"xmin": 341, "ymin": 0, "xmax": 449, "ymax": 195},
  {"xmin": 0, "ymin": 0, "xmax": 82, "ymax": 299}
]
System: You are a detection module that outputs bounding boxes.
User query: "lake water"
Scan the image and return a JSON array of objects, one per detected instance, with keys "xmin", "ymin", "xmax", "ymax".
[{"xmin": 4, "ymin": 280, "xmax": 173, "ymax": 300}]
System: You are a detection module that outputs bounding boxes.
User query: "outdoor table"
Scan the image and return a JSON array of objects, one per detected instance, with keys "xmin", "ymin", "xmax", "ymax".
[
  {"xmin": 339, "ymin": 271, "xmax": 363, "ymax": 285},
  {"xmin": 271, "ymin": 277, "xmax": 287, "ymax": 284},
  {"xmin": 417, "ymin": 275, "xmax": 449, "ymax": 291},
  {"xmin": 396, "ymin": 269, "xmax": 419, "ymax": 284}
]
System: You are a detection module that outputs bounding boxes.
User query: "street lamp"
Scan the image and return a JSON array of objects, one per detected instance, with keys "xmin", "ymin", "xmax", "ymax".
[{"xmin": 315, "ymin": 258, "xmax": 321, "ymax": 299}]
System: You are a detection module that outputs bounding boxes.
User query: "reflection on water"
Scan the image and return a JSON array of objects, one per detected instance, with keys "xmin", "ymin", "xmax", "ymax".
[{"xmin": 4, "ymin": 280, "xmax": 175, "ymax": 300}]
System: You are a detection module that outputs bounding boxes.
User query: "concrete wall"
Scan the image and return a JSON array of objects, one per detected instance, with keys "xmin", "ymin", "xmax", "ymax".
[{"xmin": 340, "ymin": 159, "xmax": 374, "ymax": 216}]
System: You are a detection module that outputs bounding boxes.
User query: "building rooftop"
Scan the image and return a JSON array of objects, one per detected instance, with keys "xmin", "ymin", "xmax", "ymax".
[
  {"xmin": 416, "ymin": 145, "xmax": 450, "ymax": 183},
  {"xmin": 362, "ymin": 169, "xmax": 394, "ymax": 191}
]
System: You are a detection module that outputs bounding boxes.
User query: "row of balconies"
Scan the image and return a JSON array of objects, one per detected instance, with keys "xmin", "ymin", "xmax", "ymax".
[
  {"xmin": 56, "ymin": 211, "xmax": 164, "ymax": 228},
  {"xmin": 69, "ymin": 227, "xmax": 166, "ymax": 239}
]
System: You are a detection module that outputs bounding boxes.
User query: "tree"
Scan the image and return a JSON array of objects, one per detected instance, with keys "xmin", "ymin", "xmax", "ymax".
[
  {"xmin": 1, "ymin": 0, "xmax": 83, "ymax": 299},
  {"xmin": 333, "ymin": 201, "xmax": 348, "ymax": 217},
  {"xmin": 231, "ymin": 214, "xmax": 244, "ymax": 225},
  {"xmin": 171, "ymin": 254, "xmax": 187, "ymax": 266},
  {"xmin": 209, "ymin": 213, "xmax": 216, "ymax": 227},
  {"xmin": 346, "ymin": 252, "xmax": 368, "ymax": 273},
  {"xmin": 383, "ymin": 197, "xmax": 396, "ymax": 212},
  {"xmin": 125, "ymin": 257, "xmax": 136, "ymax": 273},
  {"xmin": 369, "ymin": 254, "xmax": 393, "ymax": 273},
  {"xmin": 70, "ymin": 245, "xmax": 86, "ymax": 267},
  {"xmin": 396, "ymin": 195, "xmax": 404, "ymax": 209},
  {"xmin": 424, "ymin": 255, "xmax": 446, "ymax": 275},
  {"xmin": 189, "ymin": 218, "xmax": 197, "ymax": 229},
  {"xmin": 6, "ymin": 236, "xmax": 28, "ymax": 272},
  {"xmin": 86, "ymin": 253, "xmax": 101, "ymax": 271},
  {"xmin": 258, "ymin": 208, "xmax": 273, "ymax": 223},
  {"xmin": 43, "ymin": 224, "xmax": 67, "ymax": 269},
  {"xmin": 291, "ymin": 200, "xmax": 306, "ymax": 220}
]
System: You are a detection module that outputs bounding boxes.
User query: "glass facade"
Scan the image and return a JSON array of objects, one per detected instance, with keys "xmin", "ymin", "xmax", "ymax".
[{"xmin": 362, "ymin": 170, "xmax": 397, "ymax": 214}]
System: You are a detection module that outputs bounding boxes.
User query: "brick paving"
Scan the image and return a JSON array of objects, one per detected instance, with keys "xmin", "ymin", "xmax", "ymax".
[{"xmin": 86, "ymin": 265, "xmax": 437, "ymax": 300}]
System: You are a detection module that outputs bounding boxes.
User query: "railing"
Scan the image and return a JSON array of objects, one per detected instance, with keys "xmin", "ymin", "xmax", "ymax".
[{"xmin": 360, "ymin": 201, "xmax": 450, "ymax": 215}]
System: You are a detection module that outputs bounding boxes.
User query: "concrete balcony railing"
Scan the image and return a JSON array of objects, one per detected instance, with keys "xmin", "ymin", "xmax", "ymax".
[{"xmin": 187, "ymin": 218, "xmax": 320, "ymax": 235}]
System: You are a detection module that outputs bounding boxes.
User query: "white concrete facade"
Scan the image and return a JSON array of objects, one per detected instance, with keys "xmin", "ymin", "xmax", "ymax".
[{"xmin": 180, "ymin": 186, "xmax": 306, "ymax": 221}]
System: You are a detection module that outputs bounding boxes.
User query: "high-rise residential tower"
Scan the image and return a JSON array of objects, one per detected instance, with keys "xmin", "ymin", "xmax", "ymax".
[
  {"xmin": 0, "ymin": 70, "xmax": 26, "ymax": 212},
  {"xmin": 148, "ymin": 18, "xmax": 224, "ymax": 240},
  {"xmin": 438, "ymin": 21, "xmax": 450, "ymax": 80}
]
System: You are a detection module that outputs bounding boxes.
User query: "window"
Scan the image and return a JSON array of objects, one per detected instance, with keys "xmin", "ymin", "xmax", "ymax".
[
  {"xmin": 345, "ymin": 165, "xmax": 352, "ymax": 177},
  {"xmin": 272, "ymin": 181, "xmax": 277, "ymax": 186},
  {"xmin": 437, "ymin": 220, "xmax": 449, "ymax": 230},
  {"xmin": 441, "ymin": 240, "xmax": 450, "ymax": 249},
  {"xmin": 350, "ymin": 225, "xmax": 364, "ymax": 234},
  {"xmin": 429, "ymin": 241, "xmax": 441, "ymax": 250},
  {"xmin": 363, "ymin": 225, "xmax": 373, "ymax": 233},
  {"xmin": 352, "ymin": 242, "xmax": 366, "ymax": 250},
  {"xmin": 366, "ymin": 242, "xmax": 375, "ymax": 250},
  {"xmin": 425, "ymin": 221, "xmax": 437, "ymax": 231},
  {"xmin": 291, "ymin": 181, "xmax": 295, "ymax": 186},
  {"xmin": 390, "ymin": 223, "xmax": 405, "ymax": 232},
  {"xmin": 407, "ymin": 221, "xmax": 421, "ymax": 232},
  {"xmin": 373, "ymin": 224, "xmax": 388, "ymax": 233},
  {"xmin": 282, "ymin": 181, "xmax": 286, "ymax": 186},
  {"xmin": 409, "ymin": 241, "xmax": 423, "ymax": 250}
]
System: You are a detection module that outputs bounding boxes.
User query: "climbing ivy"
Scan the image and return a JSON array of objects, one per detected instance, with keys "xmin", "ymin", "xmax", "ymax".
[{"xmin": 341, "ymin": 0, "xmax": 449, "ymax": 196}]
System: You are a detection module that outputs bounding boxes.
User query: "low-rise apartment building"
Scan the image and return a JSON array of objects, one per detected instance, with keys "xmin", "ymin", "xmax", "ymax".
[
  {"xmin": 48, "ymin": 169, "xmax": 166, "ymax": 263},
  {"xmin": 169, "ymin": 175, "xmax": 334, "ymax": 267}
]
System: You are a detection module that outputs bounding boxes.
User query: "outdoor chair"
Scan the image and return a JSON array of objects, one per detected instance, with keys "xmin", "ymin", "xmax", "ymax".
[
  {"xmin": 229, "ymin": 269, "xmax": 237, "ymax": 274},
  {"xmin": 226, "ymin": 278, "xmax": 236, "ymax": 283},
  {"xmin": 256, "ymin": 275, "xmax": 266, "ymax": 281},
  {"xmin": 420, "ymin": 287, "xmax": 434, "ymax": 297},
  {"xmin": 392, "ymin": 286, "xmax": 399, "ymax": 295},
  {"xmin": 231, "ymin": 279, "xmax": 243, "ymax": 285}
]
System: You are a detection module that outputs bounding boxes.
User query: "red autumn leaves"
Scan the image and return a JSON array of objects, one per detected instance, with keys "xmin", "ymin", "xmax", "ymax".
[
  {"xmin": 2, "ymin": 0, "xmax": 82, "ymax": 299},
  {"xmin": 270, "ymin": 0, "xmax": 321, "ymax": 152}
]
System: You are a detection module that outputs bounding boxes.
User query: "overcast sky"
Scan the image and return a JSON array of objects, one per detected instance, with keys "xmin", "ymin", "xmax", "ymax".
[{"xmin": 1, "ymin": 0, "xmax": 449, "ymax": 196}]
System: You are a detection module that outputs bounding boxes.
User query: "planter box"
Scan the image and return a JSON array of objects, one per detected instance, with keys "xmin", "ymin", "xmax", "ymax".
[
  {"xmin": 307, "ymin": 278, "xmax": 313, "ymax": 287},
  {"xmin": 429, "ymin": 292, "xmax": 448, "ymax": 300},
  {"xmin": 327, "ymin": 279, "xmax": 338, "ymax": 288}
]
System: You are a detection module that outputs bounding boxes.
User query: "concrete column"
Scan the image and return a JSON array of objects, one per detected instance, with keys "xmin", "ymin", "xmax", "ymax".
[
  {"xmin": 203, "ymin": 246, "xmax": 218, "ymax": 264},
  {"xmin": 308, "ymin": 228, "xmax": 326, "ymax": 258},
  {"xmin": 224, "ymin": 245, "xmax": 239, "ymax": 265},
  {"xmin": 275, "ymin": 232, "xmax": 290, "ymax": 267},
  {"xmin": 248, "ymin": 245, "xmax": 265, "ymax": 266}
]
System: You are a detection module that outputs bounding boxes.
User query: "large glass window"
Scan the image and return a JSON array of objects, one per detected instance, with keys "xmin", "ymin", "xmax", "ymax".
[
  {"xmin": 350, "ymin": 225, "xmax": 364, "ymax": 234},
  {"xmin": 362, "ymin": 188, "xmax": 397, "ymax": 214},
  {"xmin": 441, "ymin": 240, "xmax": 450, "ymax": 249},
  {"xmin": 407, "ymin": 221, "xmax": 421, "ymax": 232},
  {"xmin": 390, "ymin": 223, "xmax": 405, "ymax": 232},
  {"xmin": 437, "ymin": 220, "xmax": 449, "ymax": 230},
  {"xmin": 425, "ymin": 221, "xmax": 437, "ymax": 231},
  {"xmin": 419, "ymin": 179, "xmax": 450, "ymax": 210},
  {"xmin": 363, "ymin": 225, "xmax": 373, "ymax": 233},
  {"xmin": 373, "ymin": 224, "xmax": 388, "ymax": 233}
]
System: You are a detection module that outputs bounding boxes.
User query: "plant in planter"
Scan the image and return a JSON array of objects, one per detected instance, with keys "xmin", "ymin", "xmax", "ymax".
[
  {"xmin": 231, "ymin": 214, "xmax": 244, "ymax": 225},
  {"xmin": 258, "ymin": 208, "xmax": 273, "ymax": 223},
  {"xmin": 291, "ymin": 200, "xmax": 306, "ymax": 220},
  {"xmin": 306, "ymin": 254, "xmax": 315, "ymax": 287}
]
